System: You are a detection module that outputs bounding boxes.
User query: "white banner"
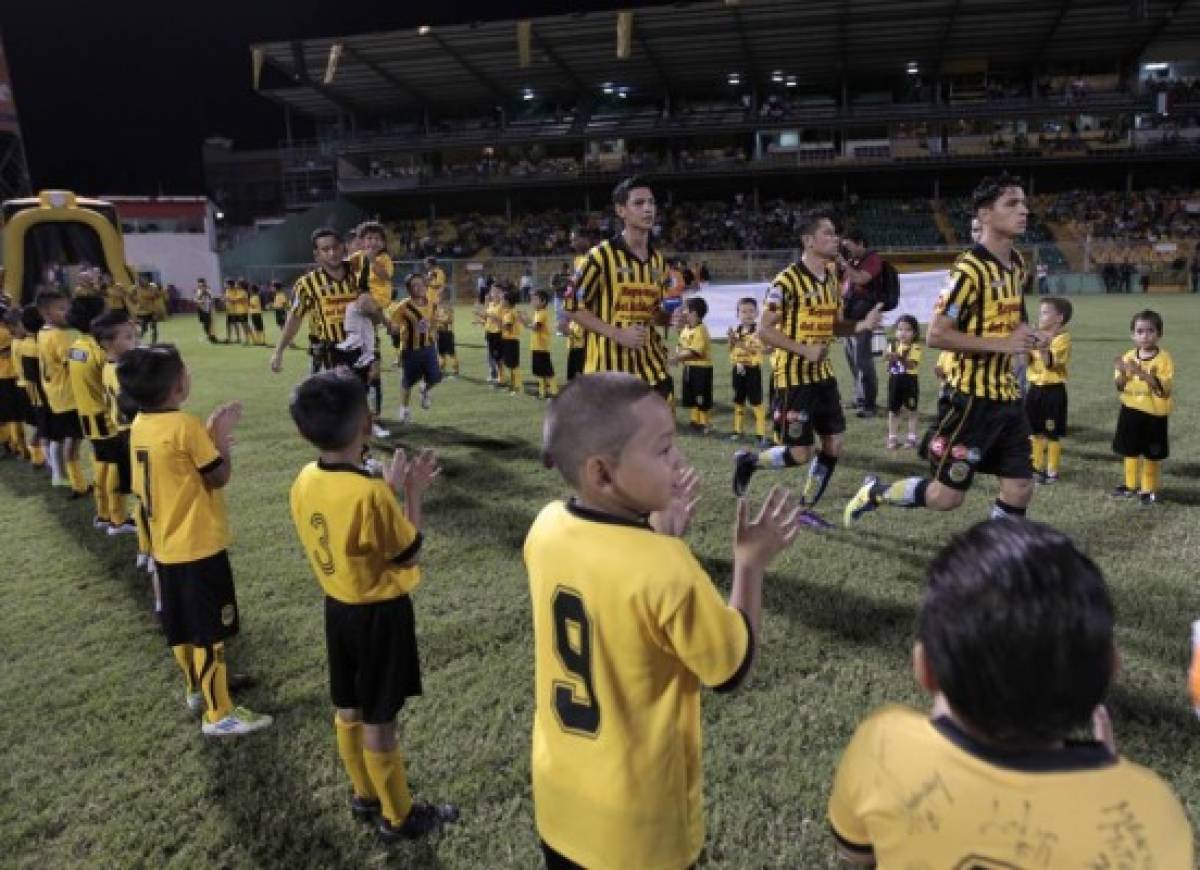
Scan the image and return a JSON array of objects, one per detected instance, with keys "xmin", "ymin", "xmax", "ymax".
[{"xmin": 692, "ymin": 269, "xmax": 950, "ymax": 338}]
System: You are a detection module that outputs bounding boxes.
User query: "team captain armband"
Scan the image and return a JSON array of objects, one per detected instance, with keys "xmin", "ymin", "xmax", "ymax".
[{"xmin": 764, "ymin": 285, "xmax": 785, "ymax": 309}]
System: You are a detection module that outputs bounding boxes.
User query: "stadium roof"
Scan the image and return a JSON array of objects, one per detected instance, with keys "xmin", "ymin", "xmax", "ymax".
[{"xmin": 252, "ymin": 0, "xmax": 1200, "ymax": 120}]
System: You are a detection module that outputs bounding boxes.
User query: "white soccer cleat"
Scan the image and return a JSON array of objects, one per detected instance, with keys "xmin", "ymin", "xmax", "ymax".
[
  {"xmin": 201, "ymin": 706, "xmax": 273, "ymax": 737},
  {"xmin": 420, "ymin": 386, "xmax": 432, "ymax": 410},
  {"xmin": 396, "ymin": 407, "xmax": 412, "ymax": 424},
  {"xmin": 371, "ymin": 423, "xmax": 391, "ymax": 439}
]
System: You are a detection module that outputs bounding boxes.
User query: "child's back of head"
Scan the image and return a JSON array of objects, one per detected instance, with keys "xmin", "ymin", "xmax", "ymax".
[
  {"xmin": 543, "ymin": 373, "xmax": 656, "ymax": 488},
  {"xmin": 290, "ymin": 370, "xmax": 368, "ymax": 451},
  {"xmin": 116, "ymin": 345, "xmax": 184, "ymax": 411}
]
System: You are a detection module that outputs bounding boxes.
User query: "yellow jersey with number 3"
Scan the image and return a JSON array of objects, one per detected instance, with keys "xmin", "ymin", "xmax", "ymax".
[
  {"xmin": 829, "ymin": 705, "xmax": 1192, "ymax": 869},
  {"xmin": 289, "ymin": 460, "xmax": 422, "ymax": 604},
  {"xmin": 129, "ymin": 410, "xmax": 228, "ymax": 564},
  {"xmin": 525, "ymin": 500, "xmax": 751, "ymax": 870}
]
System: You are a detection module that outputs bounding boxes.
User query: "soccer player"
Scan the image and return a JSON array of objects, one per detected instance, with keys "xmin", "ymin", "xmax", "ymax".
[
  {"xmin": 270, "ymin": 281, "xmax": 289, "ymax": 331},
  {"xmin": 565, "ymin": 319, "xmax": 585, "ymax": 382},
  {"xmin": 525, "ymin": 289, "xmax": 557, "ymax": 399},
  {"xmin": 0, "ymin": 307, "xmax": 28, "ymax": 460},
  {"xmin": 562, "ymin": 177, "xmax": 678, "ymax": 400},
  {"xmin": 527, "ymin": 373, "xmax": 802, "ymax": 870},
  {"xmin": 247, "ymin": 285, "xmax": 266, "ymax": 346},
  {"xmin": 66, "ymin": 295, "xmax": 115, "ymax": 528},
  {"xmin": 845, "ymin": 173, "xmax": 1042, "ymax": 527},
  {"xmin": 828, "ymin": 519, "xmax": 1192, "ymax": 866},
  {"xmin": 1026, "ymin": 297, "xmax": 1073, "ymax": 484},
  {"xmin": 883, "ymin": 314, "xmax": 922, "ymax": 450},
  {"xmin": 91, "ymin": 310, "xmax": 138, "ymax": 537},
  {"xmin": 424, "ymin": 256, "xmax": 446, "ymax": 308},
  {"xmin": 195, "ymin": 279, "xmax": 216, "ymax": 343},
  {"xmin": 727, "ymin": 297, "xmax": 769, "ymax": 446},
  {"xmin": 434, "ymin": 294, "xmax": 458, "ymax": 378},
  {"xmin": 731, "ymin": 211, "xmax": 883, "ymax": 528},
  {"xmin": 15, "ymin": 305, "xmax": 47, "ymax": 469},
  {"xmin": 477, "ymin": 284, "xmax": 505, "ymax": 384},
  {"xmin": 671, "ymin": 296, "xmax": 713, "ymax": 433},
  {"xmin": 390, "ymin": 273, "xmax": 441, "ymax": 423},
  {"xmin": 1111, "ymin": 309, "xmax": 1173, "ymax": 505},
  {"xmin": 356, "ymin": 222, "xmax": 394, "ymax": 418},
  {"xmin": 118, "ymin": 344, "xmax": 272, "ymax": 736},
  {"xmin": 271, "ymin": 228, "xmax": 372, "ymax": 375},
  {"xmin": 37, "ymin": 289, "xmax": 89, "ymax": 495},
  {"xmin": 134, "ymin": 277, "xmax": 165, "ymax": 343},
  {"xmin": 288, "ymin": 370, "xmax": 458, "ymax": 843},
  {"xmin": 499, "ymin": 288, "xmax": 523, "ymax": 396},
  {"xmin": 105, "ymin": 279, "xmax": 130, "ymax": 313}
]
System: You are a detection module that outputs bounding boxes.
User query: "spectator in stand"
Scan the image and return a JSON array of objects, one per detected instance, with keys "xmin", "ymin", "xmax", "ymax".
[
  {"xmin": 839, "ymin": 231, "xmax": 887, "ymax": 418},
  {"xmin": 519, "ymin": 267, "xmax": 534, "ymax": 304},
  {"xmin": 1191, "ymin": 249, "xmax": 1200, "ymax": 293}
]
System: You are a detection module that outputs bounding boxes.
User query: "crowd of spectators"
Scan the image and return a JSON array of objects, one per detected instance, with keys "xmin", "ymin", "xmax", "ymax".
[{"xmin": 1043, "ymin": 188, "xmax": 1200, "ymax": 241}]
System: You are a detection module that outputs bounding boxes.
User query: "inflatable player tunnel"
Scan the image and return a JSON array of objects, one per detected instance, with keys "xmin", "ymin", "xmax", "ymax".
[{"xmin": 1, "ymin": 190, "xmax": 134, "ymax": 304}]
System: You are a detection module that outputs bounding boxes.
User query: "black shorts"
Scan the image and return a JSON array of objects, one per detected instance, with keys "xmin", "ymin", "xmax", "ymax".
[
  {"xmin": 437, "ymin": 329, "xmax": 456, "ymax": 355},
  {"xmin": 567, "ymin": 347, "xmax": 585, "ymax": 380},
  {"xmin": 731, "ymin": 366, "xmax": 763, "ymax": 406},
  {"xmin": 401, "ymin": 345, "xmax": 442, "ymax": 389},
  {"xmin": 44, "ymin": 409, "xmax": 83, "ymax": 441},
  {"xmin": 325, "ymin": 594, "xmax": 422, "ymax": 724},
  {"xmin": 250, "ymin": 313, "xmax": 264, "ymax": 331},
  {"xmin": 1113, "ymin": 405, "xmax": 1169, "ymax": 460},
  {"xmin": 531, "ymin": 350, "xmax": 554, "ymax": 378},
  {"xmin": 888, "ymin": 373, "xmax": 920, "ymax": 414},
  {"xmin": 772, "ymin": 379, "xmax": 846, "ymax": 447},
  {"xmin": 92, "ymin": 431, "xmax": 132, "ymax": 493},
  {"xmin": 653, "ymin": 374, "xmax": 675, "ymax": 402},
  {"xmin": 312, "ymin": 342, "xmax": 365, "ymax": 374},
  {"xmin": 486, "ymin": 331, "xmax": 502, "ymax": 361},
  {"xmin": 27, "ymin": 400, "xmax": 45, "ymax": 433},
  {"xmin": 922, "ymin": 392, "xmax": 1032, "ymax": 491},
  {"xmin": 501, "ymin": 338, "xmax": 520, "ymax": 370},
  {"xmin": 0, "ymin": 378, "xmax": 22, "ymax": 423},
  {"xmin": 198, "ymin": 310, "xmax": 212, "ymax": 328},
  {"xmin": 158, "ymin": 550, "xmax": 240, "ymax": 647},
  {"xmin": 681, "ymin": 366, "xmax": 713, "ymax": 409},
  {"xmin": 1025, "ymin": 384, "xmax": 1068, "ymax": 439},
  {"xmin": 274, "ymin": 309, "xmax": 287, "ymax": 328}
]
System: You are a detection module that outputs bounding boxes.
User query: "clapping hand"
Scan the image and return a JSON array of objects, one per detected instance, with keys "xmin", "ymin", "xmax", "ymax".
[
  {"xmin": 734, "ymin": 485, "xmax": 802, "ymax": 568},
  {"xmin": 386, "ymin": 447, "xmax": 441, "ymax": 496},
  {"xmin": 205, "ymin": 401, "xmax": 243, "ymax": 451},
  {"xmin": 650, "ymin": 464, "xmax": 701, "ymax": 537}
]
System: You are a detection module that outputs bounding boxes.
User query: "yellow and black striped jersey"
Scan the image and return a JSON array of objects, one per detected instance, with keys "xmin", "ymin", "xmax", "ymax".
[
  {"xmin": 68, "ymin": 334, "xmax": 111, "ymax": 440},
  {"xmin": 934, "ymin": 245, "xmax": 1028, "ymax": 401},
  {"xmin": 1116, "ymin": 347, "xmax": 1173, "ymax": 417},
  {"xmin": 677, "ymin": 323, "xmax": 712, "ymax": 368},
  {"xmin": 567, "ymin": 319, "xmax": 585, "ymax": 350},
  {"xmin": 728, "ymin": 324, "xmax": 764, "ymax": 367},
  {"xmin": 391, "ymin": 298, "xmax": 436, "ymax": 350},
  {"xmin": 765, "ymin": 260, "xmax": 839, "ymax": 388},
  {"xmin": 567, "ymin": 237, "xmax": 670, "ymax": 387},
  {"xmin": 436, "ymin": 302, "xmax": 455, "ymax": 330},
  {"xmin": 38, "ymin": 326, "xmax": 78, "ymax": 413},
  {"xmin": 1027, "ymin": 332, "xmax": 1071, "ymax": 387},
  {"xmin": 290, "ymin": 259, "xmax": 369, "ymax": 344},
  {"xmin": 885, "ymin": 340, "xmax": 922, "ymax": 376},
  {"xmin": 530, "ymin": 308, "xmax": 552, "ymax": 352},
  {"xmin": 934, "ymin": 350, "xmax": 957, "ymax": 382},
  {"xmin": 351, "ymin": 250, "xmax": 396, "ymax": 309},
  {"xmin": 425, "ymin": 266, "xmax": 447, "ymax": 307}
]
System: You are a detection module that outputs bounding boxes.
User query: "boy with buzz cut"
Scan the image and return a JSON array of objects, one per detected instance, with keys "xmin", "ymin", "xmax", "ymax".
[
  {"xmin": 37, "ymin": 289, "xmax": 89, "ymax": 495},
  {"xmin": 527, "ymin": 373, "xmax": 803, "ymax": 870},
  {"xmin": 118, "ymin": 345, "xmax": 271, "ymax": 736},
  {"xmin": 66, "ymin": 295, "xmax": 117, "ymax": 530},
  {"xmin": 288, "ymin": 370, "xmax": 458, "ymax": 843},
  {"xmin": 828, "ymin": 519, "xmax": 1191, "ymax": 867},
  {"xmin": 1026, "ymin": 296, "xmax": 1072, "ymax": 484},
  {"xmin": 727, "ymin": 297, "xmax": 769, "ymax": 446},
  {"xmin": 524, "ymin": 289, "xmax": 558, "ymax": 400},
  {"xmin": 1112, "ymin": 309, "xmax": 1173, "ymax": 506},
  {"xmin": 671, "ymin": 296, "xmax": 713, "ymax": 433},
  {"xmin": 91, "ymin": 310, "xmax": 140, "ymax": 538}
]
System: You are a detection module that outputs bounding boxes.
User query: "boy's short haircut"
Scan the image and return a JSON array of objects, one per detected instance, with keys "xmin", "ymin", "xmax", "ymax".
[
  {"xmin": 35, "ymin": 289, "xmax": 67, "ymax": 308},
  {"xmin": 612, "ymin": 175, "xmax": 652, "ymax": 206},
  {"xmin": 1130, "ymin": 309, "xmax": 1163, "ymax": 336},
  {"xmin": 67, "ymin": 295, "xmax": 107, "ymax": 333},
  {"xmin": 533, "ymin": 289, "xmax": 551, "ymax": 304},
  {"xmin": 311, "ymin": 226, "xmax": 341, "ymax": 249},
  {"xmin": 1041, "ymin": 297, "xmax": 1073, "ymax": 325},
  {"xmin": 737, "ymin": 296, "xmax": 758, "ymax": 309},
  {"xmin": 919, "ymin": 519, "xmax": 1113, "ymax": 748},
  {"xmin": 289, "ymin": 370, "xmax": 369, "ymax": 451},
  {"xmin": 972, "ymin": 171, "xmax": 1023, "ymax": 212},
  {"xmin": 20, "ymin": 304, "xmax": 44, "ymax": 333},
  {"xmin": 544, "ymin": 373, "xmax": 656, "ymax": 486},
  {"xmin": 503, "ymin": 288, "xmax": 520, "ymax": 307},
  {"xmin": 798, "ymin": 210, "xmax": 837, "ymax": 240},
  {"xmin": 358, "ymin": 221, "xmax": 387, "ymax": 241},
  {"xmin": 91, "ymin": 309, "xmax": 132, "ymax": 344},
  {"xmin": 685, "ymin": 296, "xmax": 708, "ymax": 320},
  {"xmin": 894, "ymin": 314, "xmax": 920, "ymax": 340},
  {"xmin": 116, "ymin": 345, "xmax": 185, "ymax": 411}
]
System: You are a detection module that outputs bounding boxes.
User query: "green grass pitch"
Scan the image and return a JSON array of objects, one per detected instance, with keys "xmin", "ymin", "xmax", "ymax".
[{"xmin": 2, "ymin": 296, "xmax": 1198, "ymax": 867}]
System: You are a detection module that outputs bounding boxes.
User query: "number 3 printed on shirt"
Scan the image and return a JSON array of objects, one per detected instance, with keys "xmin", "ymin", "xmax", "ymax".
[{"xmin": 551, "ymin": 586, "xmax": 600, "ymax": 737}]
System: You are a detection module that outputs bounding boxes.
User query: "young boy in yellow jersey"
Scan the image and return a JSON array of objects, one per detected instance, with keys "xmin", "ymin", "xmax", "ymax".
[
  {"xmin": 423, "ymin": 256, "xmax": 446, "ymax": 308},
  {"xmin": 671, "ymin": 296, "xmax": 713, "ymax": 433},
  {"xmin": 134, "ymin": 278, "xmax": 164, "ymax": 344},
  {"xmin": 0, "ymin": 307, "xmax": 28, "ymax": 460},
  {"xmin": 37, "ymin": 289, "xmax": 89, "ymax": 495},
  {"xmin": 726, "ymin": 297, "xmax": 769, "ymax": 446},
  {"xmin": 118, "ymin": 345, "xmax": 272, "ymax": 736},
  {"xmin": 474, "ymin": 284, "xmax": 504, "ymax": 384},
  {"xmin": 247, "ymin": 286, "xmax": 266, "ymax": 346},
  {"xmin": 527, "ymin": 373, "xmax": 802, "ymax": 870},
  {"xmin": 524, "ymin": 290, "xmax": 557, "ymax": 399},
  {"xmin": 435, "ymin": 295, "xmax": 458, "ymax": 378},
  {"xmin": 1112, "ymin": 309, "xmax": 1173, "ymax": 506},
  {"xmin": 15, "ymin": 306, "xmax": 47, "ymax": 470},
  {"xmin": 565, "ymin": 319, "xmax": 585, "ymax": 382},
  {"xmin": 1026, "ymin": 297, "xmax": 1072, "ymax": 484},
  {"xmin": 829, "ymin": 519, "xmax": 1191, "ymax": 867},
  {"xmin": 390, "ymin": 273, "xmax": 442, "ymax": 424},
  {"xmin": 270, "ymin": 280, "xmax": 289, "ymax": 331},
  {"xmin": 883, "ymin": 314, "xmax": 923, "ymax": 450},
  {"xmin": 288, "ymin": 370, "xmax": 458, "ymax": 843},
  {"xmin": 66, "ymin": 295, "xmax": 117, "ymax": 528},
  {"xmin": 500, "ymin": 288, "xmax": 523, "ymax": 396},
  {"xmin": 358, "ymin": 223, "xmax": 394, "ymax": 415},
  {"xmin": 90, "ymin": 310, "xmax": 140, "ymax": 539}
]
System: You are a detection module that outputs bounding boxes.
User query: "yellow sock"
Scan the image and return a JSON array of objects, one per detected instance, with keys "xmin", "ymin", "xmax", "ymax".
[
  {"xmin": 1141, "ymin": 459, "xmax": 1161, "ymax": 494},
  {"xmin": 334, "ymin": 716, "xmax": 377, "ymax": 800},
  {"xmin": 545, "ymin": 376, "xmax": 558, "ymax": 397},
  {"xmin": 1124, "ymin": 457, "xmax": 1140, "ymax": 491},
  {"xmin": 752, "ymin": 404, "xmax": 767, "ymax": 438},
  {"xmin": 363, "ymin": 747, "xmax": 414, "ymax": 826},
  {"xmin": 172, "ymin": 644, "xmax": 197, "ymax": 693},
  {"xmin": 195, "ymin": 643, "xmax": 234, "ymax": 723},
  {"xmin": 66, "ymin": 458, "xmax": 88, "ymax": 494},
  {"xmin": 1046, "ymin": 440, "xmax": 1062, "ymax": 476},
  {"xmin": 450, "ymin": 355, "xmax": 459, "ymax": 374},
  {"xmin": 1030, "ymin": 436, "xmax": 1047, "ymax": 472},
  {"xmin": 733, "ymin": 403, "xmax": 745, "ymax": 434},
  {"xmin": 93, "ymin": 462, "xmax": 111, "ymax": 521},
  {"xmin": 105, "ymin": 463, "xmax": 127, "ymax": 524},
  {"xmin": 30, "ymin": 443, "xmax": 45, "ymax": 466},
  {"xmin": 511, "ymin": 368, "xmax": 522, "ymax": 392},
  {"xmin": 9, "ymin": 422, "xmax": 26, "ymax": 456},
  {"xmin": 699, "ymin": 409, "xmax": 712, "ymax": 426}
]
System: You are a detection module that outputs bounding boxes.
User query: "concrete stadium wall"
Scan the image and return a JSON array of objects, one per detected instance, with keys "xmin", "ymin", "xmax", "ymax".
[{"xmin": 123, "ymin": 233, "xmax": 220, "ymax": 298}]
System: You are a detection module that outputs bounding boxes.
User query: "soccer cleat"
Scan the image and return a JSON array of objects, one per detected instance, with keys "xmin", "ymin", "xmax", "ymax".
[
  {"xmin": 905, "ymin": 433, "xmax": 918, "ymax": 449},
  {"xmin": 732, "ymin": 450, "xmax": 758, "ymax": 497},
  {"xmin": 1110, "ymin": 485, "xmax": 1137, "ymax": 499},
  {"xmin": 419, "ymin": 386, "xmax": 432, "ymax": 410},
  {"xmin": 185, "ymin": 691, "xmax": 205, "ymax": 716},
  {"xmin": 797, "ymin": 509, "xmax": 835, "ymax": 531},
  {"xmin": 108, "ymin": 520, "xmax": 137, "ymax": 536},
  {"xmin": 1044, "ymin": 472, "xmax": 1059, "ymax": 485},
  {"xmin": 201, "ymin": 706, "xmax": 273, "ymax": 737},
  {"xmin": 395, "ymin": 407, "xmax": 412, "ymax": 425},
  {"xmin": 93, "ymin": 516, "xmax": 113, "ymax": 530},
  {"xmin": 1139, "ymin": 491, "xmax": 1157, "ymax": 506},
  {"xmin": 886, "ymin": 436, "xmax": 900, "ymax": 450},
  {"xmin": 350, "ymin": 794, "xmax": 382, "ymax": 824},
  {"xmin": 136, "ymin": 553, "xmax": 149, "ymax": 571},
  {"xmin": 51, "ymin": 475, "xmax": 70, "ymax": 488},
  {"xmin": 844, "ymin": 476, "xmax": 883, "ymax": 527},
  {"xmin": 1032, "ymin": 470, "xmax": 1047, "ymax": 485},
  {"xmin": 728, "ymin": 432, "xmax": 743, "ymax": 442},
  {"xmin": 371, "ymin": 423, "xmax": 391, "ymax": 439},
  {"xmin": 376, "ymin": 802, "xmax": 460, "ymax": 843}
]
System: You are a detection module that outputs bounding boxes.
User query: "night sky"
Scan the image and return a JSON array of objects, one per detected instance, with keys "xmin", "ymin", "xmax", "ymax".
[{"xmin": 0, "ymin": 1, "xmax": 662, "ymax": 196}]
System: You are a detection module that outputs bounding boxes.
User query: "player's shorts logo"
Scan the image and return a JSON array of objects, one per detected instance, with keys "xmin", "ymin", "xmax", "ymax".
[
  {"xmin": 948, "ymin": 461, "xmax": 970, "ymax": 483},
  {"xmin": 951, "ymin": 444, "xmax": 968, "ymax": 460},
  {"xmin": 1046, "ymin": 419, "xmax": 1056, "ymax": 432},
  {"xmin": 220, "ymin": 604, "xmax": 237, "ymax": 627}
]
